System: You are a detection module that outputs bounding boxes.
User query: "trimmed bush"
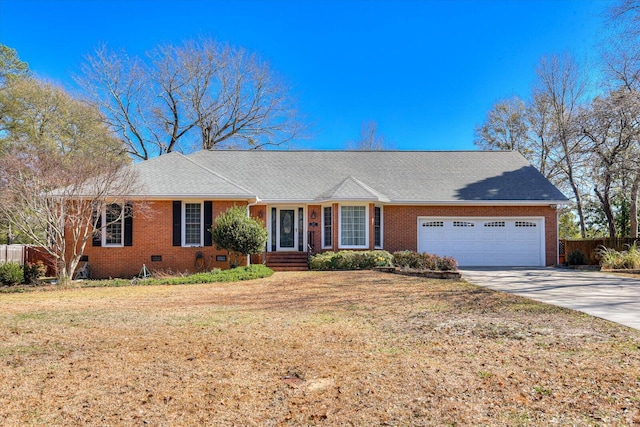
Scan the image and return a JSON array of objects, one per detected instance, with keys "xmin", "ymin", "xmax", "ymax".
[
  {"xmin": 567, "ymin": 249, "xmax": 587, "ymax": 266},
  {"xmin": 392, "ymin": 251, "xmax": 458, "ymax": 271},
  {"xmin": 0, "ymin": 262, "xmax": 24, "ymax": 286},
  {"xmin": 309, "ymin": 250, "xmax": 393, "ymax": 271},
  {"xmin": 211, "ymin": 206, "xmax": 269, "ymax": 268}
]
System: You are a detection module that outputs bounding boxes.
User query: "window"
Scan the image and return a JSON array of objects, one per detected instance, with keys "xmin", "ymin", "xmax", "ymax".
[
  {"xmin": 172, "ymin": 201, "xmax": 212, "ymax": 247},
  {"xmin": 374, "ymin": 206, "xmax": 382, "ymax": 248},
  {"xmin": 340, "ymin": 205, "xmax": 367, "ymax": 247},
  {"xmin": 183, "ymin": 202, "xmax": 203, "ymax": 246},
  {"xmin": 453, "ymin": 221, "xmax": 475, "ymax": 227},
  {"xmin": 104, "ymin": 204, "xmax": 123, "ymax": 246},
  {"xmin": 422, "ymin": 221, "xmax": 444, "ymax": 227},
  {"xmin": 484, "ymin": 221, "xmax": 505, "ymax": 227},
  {"xmin": 515, "ymin": 221, "xmax": 537, "ymax": 227},
  {"xmin": 93, "ymin": 203, "xmax": 132, "ymax": 247},
  {"xmin": 323, "ymin": 206, "xmax": 332, "ymax": 248}
]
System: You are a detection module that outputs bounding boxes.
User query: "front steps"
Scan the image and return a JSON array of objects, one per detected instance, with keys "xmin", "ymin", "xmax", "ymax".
[{"xmin": 266, "ymin": 252, "xmax": 309, "ymax": 271}]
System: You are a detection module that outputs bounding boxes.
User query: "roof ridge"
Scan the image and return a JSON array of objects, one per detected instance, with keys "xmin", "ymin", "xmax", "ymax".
[{"xmin": 182, "ymin": 154, "xmax": 256, "ymax": 197}]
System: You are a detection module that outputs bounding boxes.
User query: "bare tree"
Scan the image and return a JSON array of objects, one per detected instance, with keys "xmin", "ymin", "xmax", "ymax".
[
  {"xmin": 534, "ymin": 54, "xmax": 590, "ymax": 237},
  {"xmin": 78, "ymin": 38, "xmax": 302, "ymax": 160},
  {"xmin": 603, "ymin": 1, "xmax": 640, "ymax": 237},
  {"xmin": 348, "ymin": 121, "xmax": 388, "ymax": 150},
  {"xmin": 0, "ymin": 76, "xmax": 142, "ymax": 283},
  {"xmin": 581, "ymin": 89, "xmax": 640, "ymax": 236},
  {"xmin": 475, "ymin": 97, "xmax": 529, "ymax": 153},
  {"xmin": 474, "ymin": 94, "xmax": 562, "ymax": 181}
]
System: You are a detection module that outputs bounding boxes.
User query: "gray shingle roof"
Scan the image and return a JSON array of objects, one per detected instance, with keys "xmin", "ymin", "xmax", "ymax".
[{"xmin": 130, "ymin": 150, "xmax": 568, "ymax": 204}]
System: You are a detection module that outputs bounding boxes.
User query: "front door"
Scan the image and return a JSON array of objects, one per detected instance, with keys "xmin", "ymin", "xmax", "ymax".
[{"xmin": 275, "ymin": 207, "xmax": 304, "ymax": 251}]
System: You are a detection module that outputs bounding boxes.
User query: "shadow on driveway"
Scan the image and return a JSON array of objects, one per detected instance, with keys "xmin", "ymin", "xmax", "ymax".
[{"xmin": 460, "ymin": 267, "xmax": 640, "ymax": 331}]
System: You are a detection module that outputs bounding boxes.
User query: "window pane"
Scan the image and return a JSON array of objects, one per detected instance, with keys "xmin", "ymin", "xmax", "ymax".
[
  {"xmin": 323, "ymin": 206, "xmax": 332, "ymax": 247},
  {"xmin": 185, "ymin": 203, "xmax": 201, "ymax": 245},
  {"xmin": 340, "ymin": 206, "xmax": 366, "ymax": 246},
  {"xmin": 105, "ymin": 204, "xmax": 122, "ymax": 245}
]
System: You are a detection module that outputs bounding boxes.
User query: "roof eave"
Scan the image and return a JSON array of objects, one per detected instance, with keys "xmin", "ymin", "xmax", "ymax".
[{"xmin": 387, "ymin": 199, "xmax": 569, "ymax": 206}]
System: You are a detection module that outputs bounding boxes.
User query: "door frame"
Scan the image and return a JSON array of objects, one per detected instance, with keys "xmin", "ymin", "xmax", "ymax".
[{"xmin": 270, "ymin": 206, "xmax": 306, "ymax": 252}]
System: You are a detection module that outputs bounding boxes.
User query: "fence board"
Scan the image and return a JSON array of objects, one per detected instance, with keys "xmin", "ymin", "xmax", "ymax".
[
  {"xmin": 563, "ymin": 238, "xmax": 639, "ymax": 265},
  {"xmin": 0, "ymin": 245, "xmax": 25, "ymax": 265}
]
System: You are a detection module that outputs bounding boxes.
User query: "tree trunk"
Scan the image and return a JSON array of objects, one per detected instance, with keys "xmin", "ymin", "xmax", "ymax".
[{"xmin": 595, "ymin": 187, "xmax": 617, "ymax": 237}]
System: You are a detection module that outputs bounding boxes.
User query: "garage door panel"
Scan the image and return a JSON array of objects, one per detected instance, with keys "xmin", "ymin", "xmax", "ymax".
[{"xmin": 418, "ymin": 217, "xmax": 543, "ymax": 267}]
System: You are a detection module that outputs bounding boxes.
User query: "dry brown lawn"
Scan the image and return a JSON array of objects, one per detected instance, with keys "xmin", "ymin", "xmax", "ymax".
[{"xmin": 1, "ymin": 271, "xmax": 640, "ymax": 426}]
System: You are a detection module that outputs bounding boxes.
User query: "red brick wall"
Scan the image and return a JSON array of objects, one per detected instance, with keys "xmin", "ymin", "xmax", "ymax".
[
  {"xmin": 77, "ymin": 200, "xmax": 248, "ymax": 279},
  {"xmin": 307, "ymin": 205, "xmax": 322, "ymax": 252},
  {"xmin": 74, "ymin": 202, "xmax": 559, "ymax": 277},
  {"xmin": 382, "ymin": 205, "xmax": 558, "ymax": 266}
]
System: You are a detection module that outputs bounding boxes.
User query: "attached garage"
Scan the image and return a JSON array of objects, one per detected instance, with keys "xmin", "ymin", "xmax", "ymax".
[{"xmin": 417, "ymin": 217, "xmax": 545, "ymax": 267}]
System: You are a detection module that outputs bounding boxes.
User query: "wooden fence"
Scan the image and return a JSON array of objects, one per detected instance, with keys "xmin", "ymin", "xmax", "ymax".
[
  {"xmin": 559, "ymin": 238, "xmax": 639, "ymax": 265},
  {"xmin": 0, "ymin": 245, "xmax": 56, "ymax": 276},
  {"xmin": 0, "ymin": 245, "xmax": 24, "ymax": 265}
]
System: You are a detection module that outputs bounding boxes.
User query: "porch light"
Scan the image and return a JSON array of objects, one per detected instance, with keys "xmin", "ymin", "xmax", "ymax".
[{"xmin": 311, "ymin": 210, "xmax": 317, "ymax": 219}]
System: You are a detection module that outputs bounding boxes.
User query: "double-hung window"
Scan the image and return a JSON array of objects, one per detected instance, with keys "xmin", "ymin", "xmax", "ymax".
[
  {"xmin": 103, "ymin": 204, "xmax": 124, "ymax": 246},
  {"xmin": 183, "ymin": 202, "xmax": 203, "ymax": 246},
  {"xmin": 173, "ymin": 201, "xmax": 212, "ymax": 247},
  {"xmin": 340, "ymin": 205, "xmax": 367, "ymax": 248}
]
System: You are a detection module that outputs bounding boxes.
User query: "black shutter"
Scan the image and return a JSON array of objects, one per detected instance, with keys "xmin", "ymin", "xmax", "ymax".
[
  {"xmin": 172, "ymin": 201, "xmax": 182, "ymax": 246},
  {"xmin": 204, "ymin": 201, "xmax": 213, "ymax": 246},
  {"xmin": 92, "ymin": 209, "xmax": 102, "ymax": 247},
  {"xmin": 124, "ymin": 202, "xmax": 133, "ymax": 246}
]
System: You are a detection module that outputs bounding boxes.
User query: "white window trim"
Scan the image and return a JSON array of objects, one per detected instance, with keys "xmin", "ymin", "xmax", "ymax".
[
  {"xmin": 338, "ymin": 204, "xmax": 369, "ymax": 249},
  {"xmin": 321, "ymin": 205, "xmax": 333, "ymax": 249},
  {"xmin": 182, "ymin": 201, "xmax": 204, "ymax": 247},
  {"xmin": 102, "ymin": 203, "xmax": 124, "ymax": 248},
  {"xmin": 374, "ymin": 205, "xmax": 383, "ymax": 249}
]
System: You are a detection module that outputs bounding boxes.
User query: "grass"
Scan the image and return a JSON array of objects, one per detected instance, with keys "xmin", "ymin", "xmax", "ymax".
[
  {"xmin": 0, "ymin": 271, "xmax": 639, "ymax": 425},
  {"xmin": 0, "ymin": 264, "xmax": 274, "ymax": 293}
]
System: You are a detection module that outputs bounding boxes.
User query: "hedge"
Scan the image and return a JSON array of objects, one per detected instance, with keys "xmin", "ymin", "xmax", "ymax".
[
  {"xmin": 309, "ymin": 250, "xmax": 393, "ymax": 270},
  {"xmin": 392, "ymin": 250, "xmax": 458, "ymax": 271}
]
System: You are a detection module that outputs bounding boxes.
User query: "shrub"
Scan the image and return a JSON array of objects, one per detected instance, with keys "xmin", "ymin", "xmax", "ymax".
[
  {"xmin": 596, "ymin": 243, "xmax": 640, "ymax": 270},
  {"xmin": 211, "ymin": 206, "xmax": 269, "ymax": 267},
  {"xmin": 23, "ymin": 261, "xmax": 47, "ymax": 285},
  {"xmin": 392, "ymin": 251, "xmax": 458, "ymax": 271},
  {"xmin": 0, "ymin": 262, "xmax": 24, "ymax": 286},
  {"xmin": 438, "ymin": 256, "xmax": 458, "ymax": 271},
  {"xmin": 309, "ymin": 250, "xmax": 393, "ymax": 270},
  {"xmin": 567, "ymin": 249, "xmax": 587, "ymax": 266}
]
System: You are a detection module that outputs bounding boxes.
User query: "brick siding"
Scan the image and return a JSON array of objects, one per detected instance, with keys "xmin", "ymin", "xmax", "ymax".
[
  {"xmin": 76, "ymin": 200, "xmax": 247, "ymax": 279},
  {"xmin": 72, "ymin": 201, "xmax": 558, "ymax": 278}
]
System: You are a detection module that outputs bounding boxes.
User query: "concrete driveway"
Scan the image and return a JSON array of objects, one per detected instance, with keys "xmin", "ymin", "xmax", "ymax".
[{"xmin": 460, "ymin": 267, "xmax": 640, "ymax": 331}]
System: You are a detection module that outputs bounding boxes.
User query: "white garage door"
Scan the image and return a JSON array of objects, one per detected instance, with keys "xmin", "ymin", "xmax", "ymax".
[{"xmin": 417, "ymin": 217, "xmax": 544, "ymax": 267}]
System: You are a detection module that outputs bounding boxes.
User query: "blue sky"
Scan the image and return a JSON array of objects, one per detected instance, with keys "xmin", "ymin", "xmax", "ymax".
[{"xmin": 0, "ymin": 0, "xmax": 611, "ymax": 151}]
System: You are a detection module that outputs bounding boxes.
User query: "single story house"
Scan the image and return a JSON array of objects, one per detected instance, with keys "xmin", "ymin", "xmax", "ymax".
[{"xmin": 79, "ymin": 150, "xmax": 568, "ymax": 278}]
